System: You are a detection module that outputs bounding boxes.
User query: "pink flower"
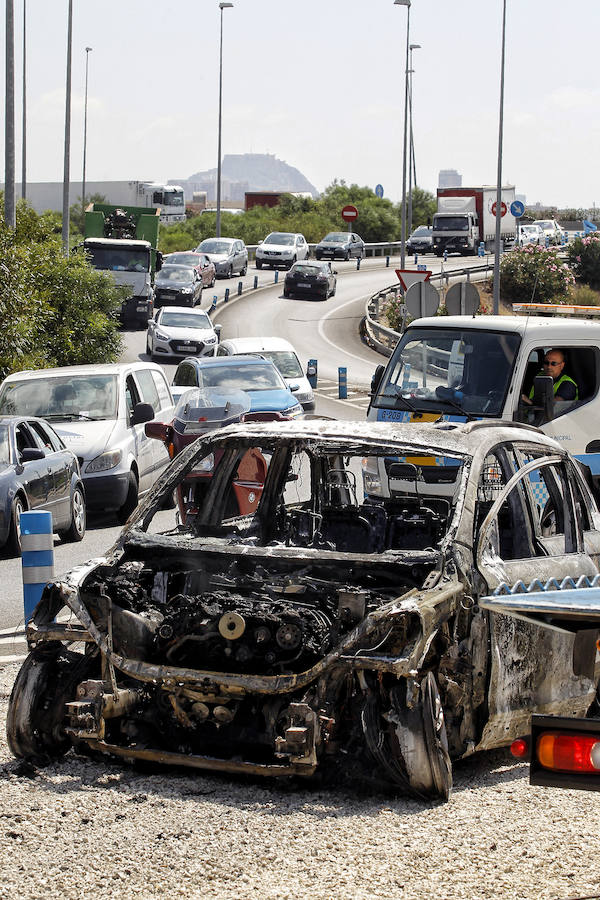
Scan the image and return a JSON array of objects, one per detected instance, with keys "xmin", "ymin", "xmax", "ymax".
[{"xmin": 576, "ymin": 255, "xmax": 582, "ymax": 262}]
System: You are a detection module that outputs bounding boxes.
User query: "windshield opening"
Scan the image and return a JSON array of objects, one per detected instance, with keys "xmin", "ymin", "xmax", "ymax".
[
  {"xmin": 0, "ymin": 375, "xmax": 119, "ymax": 421},
  {"xmin": 260, "ymin": 351, "xmax": 303, "ymax": 378},
  {"xmin": 160, "ymin": 311, "xmax": 211, "ymax": 329},
  {"xmin": 200, "ymin": 363, "xmax": 284, "ymax": 391},
  {"xmin": 157, "ymin": 267, "xmax": 195, "ymax": 283},
  {"xmin": 265, "ymin": 233, "xmax": 294, "ymax": 245},
  {"xmin": 323, "ymin": 233, "xmax": 347, "ymax": 242},
  {"xmin": 86, "ymin": 246, "xmax": 150, "ymax": 272},
  {"xmin": 198, "ymin": 240, "xmax": 232, "ymax": 254},
  {"xmin": 373, "ymin": 327, "xmax": 520, "ymax": 418},
  {"xmin": 163, "ymin": 190, "xmax": 184, "ymax": 207},
  {"xmin": 432, "ymin": 216, "xmax": 469, "ymax": 232}
]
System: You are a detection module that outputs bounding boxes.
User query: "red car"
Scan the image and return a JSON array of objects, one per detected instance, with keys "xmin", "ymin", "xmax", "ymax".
[{"xmin": 164, "ymin": 252, "xmax": 216, "ymax": 289}]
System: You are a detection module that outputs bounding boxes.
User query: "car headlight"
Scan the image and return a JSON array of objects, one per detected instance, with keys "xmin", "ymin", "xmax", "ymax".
[
  {"xmin": 282, "ymin": 404, "xmax": 303, "ymax": 417},
  {"xmin": 204, "ymin": 335, "xmax": 217, "ymax": 344},
  {"xmin": 86, "ymin": 449, "xmax": 122, "ymax": 473},
  {"xmin": 155, "ymin": 330, "xmax": 169, "ymax": 342},
  {"xmin": 181, "ymin": 287, "xmax": 193, "ymax": 294}
]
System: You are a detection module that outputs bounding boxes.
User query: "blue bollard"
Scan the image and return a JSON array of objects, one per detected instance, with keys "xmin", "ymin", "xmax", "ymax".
[
  {"xmin": 224, "ymin": 287, "xmax": 230, "ymax": 302},
  {"xmin": 20, "ymin": 510, "xmax": 54, "ymax": 624},
  {"xmin": 253, "ymin": 275, "xmax": 258, "ymax": 289},
  {"xmin": 237, "ymin": 281, "xmax": 243, "ymax": 296},
  {"xmin": 545, "ymin": 236, "xmax": 550, "ymax": 248},
  {"xmin": 338, "ymin": 367, "xmax": 347, "ymax": 400},
  {"xmin": 307, "ymin": 359, "xmax": 318, "ymax": 389},
  {"xmin": 386, "ymin": 256, "xmax": 390, "ymax": 267},
  {"xmin": 478, "ymin": 241, "xmax": 485, "ymax": 257},
  {"xmin": 274, "ymin": 270, "xmax": 279, "ymax": 284},
  {"xmin": 210, "ymin": 295, "xmax": 218, "ymax": 312},
  {"xmin": 414, "ymin": 254, "xmax": 418, "ymax": 265},
  {"xmin": 443, "ymin": 249, "xmax": 448, "ymax": 262}
]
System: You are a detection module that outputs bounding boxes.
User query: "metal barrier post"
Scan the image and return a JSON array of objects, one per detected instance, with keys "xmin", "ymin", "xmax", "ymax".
[
  {"xmin": 356, "ymin": 257, "xmax": 361, "ymax": 270},
  {"xmin": 21, "ymin": 510, "xmax": 54, "ymax": 624},
  {"xmin": 274, "ymin": 270, "xmax": 279, "ymax": 284},
  {"xmin": 386, "ymin": 256, "xmax": 390, "ymax": 267},
  {"xmin": 338, "ymin": 367, "xmax": 347, "ymax": 399},
  {"xmin": 253, "ymin": 275, "xmax": 258, "ymax": 289},
  {"xmin": 224, "ymin": 287, "xmax": 230, "ymax": 302},
  {"xmin": 307, "ymin": 359, "xmax": 318, "ymax": 388},
  {"xmin": 414, "ymin": 254, "xmax": 418, "ymax": 265},
  {"xmin": 237, "ymin": 281, "xmax": 243, "ymax": 296}
]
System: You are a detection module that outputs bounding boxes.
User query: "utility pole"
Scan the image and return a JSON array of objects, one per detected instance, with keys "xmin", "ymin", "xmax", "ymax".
[
  {"xmin": 5, "ymin": 0, "xmax": 16, "ymax": 228},
  {"xmin": 61, "ymin": 0, "xmax": 73, "ymax": 253}
]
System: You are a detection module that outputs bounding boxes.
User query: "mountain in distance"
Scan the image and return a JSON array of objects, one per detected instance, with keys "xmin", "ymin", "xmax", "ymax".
[{"xmin": 173, "ymin": 153, "xmax": 319, "ymax": 205}]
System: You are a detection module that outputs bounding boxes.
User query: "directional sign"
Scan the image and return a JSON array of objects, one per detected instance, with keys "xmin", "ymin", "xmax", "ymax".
[
  {"xmin": 395, "ymin": 268, "xmax": 432, "ymax": 293},
  {"xmin": 492, "ymin": 200, "xmax": 507, "ymax": 217},
  {"xmin": 405, "ymin": 281, "xmax": 440, "ymax": 320},
  {"xmin": 375, "ymin": 184, "xmax": 384, "ymax": 198},
  {"xmin": 510, "ymin": 200, "xmax": 525, "ymax": 218},
  {"xmin": 445, "ymin": 282, "xmax": 480, "ymax": 316},
  {"xmin": 341, "ymin": 204, "xmax": 358, "ymax": 222}
]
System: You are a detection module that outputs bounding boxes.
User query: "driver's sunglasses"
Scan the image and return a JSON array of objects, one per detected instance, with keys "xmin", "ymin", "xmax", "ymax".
[{"xmin": 543, "ymin": 359, "xmax": 561, "ymax": 366}]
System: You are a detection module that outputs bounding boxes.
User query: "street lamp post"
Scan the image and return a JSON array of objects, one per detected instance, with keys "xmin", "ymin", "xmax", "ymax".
[
  {"xmin": 82, "ymin": 46, "xmax": 92, "ymax": 213},
  {"xmin": 61, "ymin": 0, "xmax": 73, "ymax": 254},
  {"xmin": 407, "ymin": 42, "xmax": 420, "ymax": 238},
  {"xmin": 493, "ymin": 0, "xmax": 507, "ymax": 316},
  {"xmin": 22, "ymin": 0, "xmax": 26, "ymax": 200},
  {"xmin": 216, "ymin": 1, "xmax": 233, "ymax": 239},
  {"xmin": 4, "ymin": 0, "xmax": 16, "ymax": 228},
  {"xmin": 394, "ymin": 0, "xmax": 411, "ymax": 271}
]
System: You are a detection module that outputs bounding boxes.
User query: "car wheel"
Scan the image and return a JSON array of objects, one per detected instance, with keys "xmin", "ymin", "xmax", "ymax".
[
  {"xmin": 283, "ymin": 289, "xmax": 291, "ymax": 298},
  {"xmin": 344, "ymin": 251, "xmax": 350, "ymax": 261},
  {"xmin": 240, "ymin": 263, "xmax": 247, "ymax": 276},
  {"xmin": 315, "ymin": 253, "xmax": 322, "ymax": 260},
  {"xmin": 7, "ymin": 646, "xmax": 99, "ymax": 762},
  {"xmin": 7, "ymin": 493, "xmax": 26, "ymax": 557},
  {"xmin": 210, "ymin": 272, "xmax": 216, "ymax": 287},
  {"xmin": 117, "ymin": 471, "xmax": 139, "ymax": 524},
  {"xmin": 287, "ymin": 256, "xmax": 296, "ymax": 270},
  {"xmin": 256, "ymin": 260, "xmax": 262, "ymax": 270},
  {"xmin": 227, "ymin": 265, "xmax": 233, "ymax": 279},
  {"xmin": 58, "ymin": 484, "xmax": 86, "ymax": 543},
  {"xmin": 331, "ymin": 283, "xmax": 336, "ymax": 297},
  {"xmin": 146, "ymin": 336, "xmax": 152, "ymax": 357}
]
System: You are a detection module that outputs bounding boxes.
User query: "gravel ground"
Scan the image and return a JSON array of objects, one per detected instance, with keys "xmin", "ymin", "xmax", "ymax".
[{"xmin": 1, "ymin": 662, "xmax": 600, "ymax": 900}]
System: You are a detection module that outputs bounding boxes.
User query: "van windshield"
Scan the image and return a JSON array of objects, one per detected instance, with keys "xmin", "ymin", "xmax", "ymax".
[
  {"xmin": 372, "ymin": 327, "xmax": 520, "ymax": 418},
  {"xmin": 0, "ymin": 375, "xmax": 119, "ymax": 421}
]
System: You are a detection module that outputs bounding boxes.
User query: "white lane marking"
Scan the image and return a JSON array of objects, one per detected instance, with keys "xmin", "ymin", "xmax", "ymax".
[{"xmin": 317, "ymin": 294, "xmax": 380, "ymax": 366}]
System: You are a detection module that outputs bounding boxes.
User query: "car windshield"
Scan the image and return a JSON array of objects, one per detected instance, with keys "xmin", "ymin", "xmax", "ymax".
[
  {"xmin": 292, "ymin": 263, "xmax": 324, "ymax": 275},
  {"xmin": 373, "ymin": 327, "xmax": 520, "ymax": 417},
  {"xmin": 265, "ymin": 233, "xmax": 295, "ymax": 246},
  {"xmin": 0, "ymin": 374, "xmax": 119, "ymax": 421},
  {"xmin": 168, "ymin": 254, "xmax": 199, "ymax": 266},
  {"xmin": 160, "ymin": 311, "xmax": 212, "ymax": 330},
  {"xmin": 163, "ymin": 190, "xmax": 184, "ymax": 207},
  {"xmin": 323, "ymin": 233, "xmax": 347, "ymax": 242},
  {"xmin": 158, "ymin": 267, "xmax": 195, "ymax": 283},
  {"xmin": 0, "ymin": 424, "xmax": 10, "ymax": 467},
  {"xmin": 201, "ymin": 363, "xmax": 284, "ymax": 391},
  {"xmin": 260, "ymin": 351, "xmax": 303, "ymax": 378},
  {"xmin": 432, "ymin": 216, "xmax": 469, "ymax": 232},
  {"xmin": 411, "ymin": 227, "xmax": 431, "ymax": 237},
  {"xmin": 85, "ymin": 245, "xmax": 150, "ymax": 272},
  {"xmin": 198, "ymin": 240, "xmax": 233, "ymax": 254}
]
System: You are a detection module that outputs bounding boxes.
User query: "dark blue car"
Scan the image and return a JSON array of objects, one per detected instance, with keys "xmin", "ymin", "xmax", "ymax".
[{"xmin": 0, "ymin": 416, "xmax": 86, "ymax": 555}]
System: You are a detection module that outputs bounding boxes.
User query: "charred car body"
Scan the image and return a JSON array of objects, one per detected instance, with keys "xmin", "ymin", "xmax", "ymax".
[{"xmin": 8, "ymin": 420, "xmax": 600, "ymax": 800}]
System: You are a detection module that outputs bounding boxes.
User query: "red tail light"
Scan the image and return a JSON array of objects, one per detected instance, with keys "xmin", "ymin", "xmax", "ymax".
[
  {"xmin": 537, "ymin": 732, "xmax": 600, "ymax": 773},
  {"xmin": 510, "ymin": 738, "xmax": 529, "ymax": 758}
]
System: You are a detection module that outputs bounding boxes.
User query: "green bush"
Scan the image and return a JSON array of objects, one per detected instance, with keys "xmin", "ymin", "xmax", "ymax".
[
  {"xmin": 566, "ymin": 234, "xmax": 600, "ymax": 289},
  {"xmin": 499, "ymin": 245, "xmax": 575, "ymax": 304}
]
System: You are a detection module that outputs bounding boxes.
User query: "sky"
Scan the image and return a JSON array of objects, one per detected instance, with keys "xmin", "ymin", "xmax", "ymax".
[{"xmin": 1, "ymin": 1, "xmax": 599, "ymax": 210}]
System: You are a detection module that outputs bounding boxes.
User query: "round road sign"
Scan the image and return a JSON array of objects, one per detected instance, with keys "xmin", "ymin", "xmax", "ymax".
[
  {"xmin": 341, "ymin": 204, "xmax": 358, "ymax": 222},
  {"xmin": 405, "ymin": 281, "xmax": 440, "ymax": 320},
  {"xmin": 445, "ymin": 282, "xmax": 480, "ymax": 317},
  {"xmin": 491, "ymin": 200, "xmax": 507, "ymax": 217},
  {"xmin": 375, "ymin": 184, "xmax": 384, "ymax": 198},
  {"xmin": 510, "ymin": 200, "xmax": 525, "ymax": 218}
]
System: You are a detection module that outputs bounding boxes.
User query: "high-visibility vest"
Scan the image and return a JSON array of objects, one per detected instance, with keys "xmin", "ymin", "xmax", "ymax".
[{"xmin": 529, "ymin": 372, "xmax": 578, "ymax": 401}]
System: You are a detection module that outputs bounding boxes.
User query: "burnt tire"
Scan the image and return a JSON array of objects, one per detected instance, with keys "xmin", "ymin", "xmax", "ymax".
[
  {"xmin": 58, "ymin": 484, "xmax": 86, "ymax": 543},
  {"xmin": 7, "ymin": 646, "xmax": 98, "ymax": 762},
  {"xmin": 117, "ymin": 471, "xmax": 139, "ymax": 524},
  {"xmin": 6, "ymin": 493, "xmax": 26, "ymax": 557}
]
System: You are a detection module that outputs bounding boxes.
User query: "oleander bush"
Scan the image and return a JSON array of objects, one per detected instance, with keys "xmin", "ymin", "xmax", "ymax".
[
  {"xmin": 566, "ymin": 234, "xmax": 600, "ymax": 290},
  {"xmin": 499, "ymin": 245, "xmax": 575, "ymax": 304}
]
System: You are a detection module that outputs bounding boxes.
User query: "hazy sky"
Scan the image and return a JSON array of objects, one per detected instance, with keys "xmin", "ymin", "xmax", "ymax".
[{"xmin": 2, "ymin": 1, "xmax": 598, "ymax": 209}]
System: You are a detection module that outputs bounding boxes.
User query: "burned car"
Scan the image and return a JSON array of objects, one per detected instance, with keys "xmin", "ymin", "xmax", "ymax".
[{"xmin": 7, "ymin": 420, "xmax": 600, "ymax": 801}]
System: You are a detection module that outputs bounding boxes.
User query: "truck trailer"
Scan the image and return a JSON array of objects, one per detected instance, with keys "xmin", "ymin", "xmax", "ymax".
[{"xmin": 432, "ymin": 185, "xmax": 516, "ymax": 256}]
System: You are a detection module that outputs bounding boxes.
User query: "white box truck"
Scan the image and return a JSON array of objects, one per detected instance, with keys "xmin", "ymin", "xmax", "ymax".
[{"xmin": 432, "ymin": 185, "xmax": 516, "ymax": 256}]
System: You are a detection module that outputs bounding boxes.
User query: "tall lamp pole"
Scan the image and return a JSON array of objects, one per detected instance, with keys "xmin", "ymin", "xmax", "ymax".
[
  {"xmin": 61, "ymin": 0, "xmax": 73, "ymax": 253},
  {"xmin": 21, "ymin": 0, "xmax": 26, "ymax": 200},
  {"xmin": 493, "ymin": 0, "xmax": 507, "ymax": 315},
  {"xmin": 407, "ymin": 42, "xmax": 420, "ymax": 238},
  {"xmin": 82, "ymin": 46, "xmax": 92, "ymax": 213},
  {"xmin": 394, "ymin": 0, "xmax": 411, "ymax": 271},
  {"xmin": 216, "ymin": 1, "xmax": 233, "ymax": 239},
  {"xmin": 4, "ymin": 0, "xmax": 16, "ymax": 228}
]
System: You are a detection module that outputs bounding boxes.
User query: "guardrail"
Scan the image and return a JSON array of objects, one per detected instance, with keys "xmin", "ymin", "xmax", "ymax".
[
  {"xmin": 363, "ymin": 262, "xmax": 495, "ymax": 357},
  {"xmin": 245, "ymin": 241, "xmax": 405, "ymax": 261}
]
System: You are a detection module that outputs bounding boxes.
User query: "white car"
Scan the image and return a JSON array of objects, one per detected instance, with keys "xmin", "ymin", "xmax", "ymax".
[
  {"xmin": 0, "ymin": 363, "xmax": 174, "ymax": 522},
  {"xmin": 146, "ymin": 306, "xmax": 220, "ymax": 361},
  {"xmin": 255, "ymin": 232, "xmax": 309, "ymax": 270},
  {"xmin": 518, "ymin": 224, "xmax": 543, "ymax": 246},
  {"xmin": 532, "ymin": 219, "xmax": 565, "ymax": 246},
  {"xmin": 216, "ymin": 336, "xmax": 315, "ymax": 409}
]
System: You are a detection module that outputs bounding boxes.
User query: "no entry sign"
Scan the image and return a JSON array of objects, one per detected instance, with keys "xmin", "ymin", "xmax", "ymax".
[
  {"xmin": 341, "ymin": 205, "xmax": 358, "ymax": 222},
  {"xmin": 491, "ymin": 200, "xmax": 507, "ymax": 217}
]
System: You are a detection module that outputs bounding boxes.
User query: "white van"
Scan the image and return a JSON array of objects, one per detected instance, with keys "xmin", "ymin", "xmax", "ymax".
[
  {"xmin": 0, "ymin": 362, "xmax": 174, "ymax": 522},
  {"xmin": 216, "ymin": 336, "xmax": 315, "ymax": 409}
]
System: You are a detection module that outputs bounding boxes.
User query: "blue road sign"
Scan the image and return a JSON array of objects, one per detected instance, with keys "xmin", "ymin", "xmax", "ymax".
[
  {"xmin": 375, "ymin": 184, "xmax": 384, "ymax": 198},
  {"xmin": 510, "ymin": 200, "xmax": 525, "ymax": 218}
]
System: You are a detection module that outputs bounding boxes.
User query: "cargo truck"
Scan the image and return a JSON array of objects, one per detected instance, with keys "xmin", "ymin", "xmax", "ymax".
[
  {"xmin": 432, "ymin": 185, "xmax": 516, "ymax": 256},
  {"xmin": 83, "ymin": 204, "xmax": 163, "ymax": 328}
]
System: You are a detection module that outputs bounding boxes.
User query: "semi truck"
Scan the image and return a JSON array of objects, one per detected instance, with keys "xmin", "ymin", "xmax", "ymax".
[
  {"xmin": 83, "ymin": 204, "xmax": 163, "ymax": 328},
  {"xmin": 2, "ymin": 180, "xmax": 186, "ymax": 224},
  {"xmin": 432, "ymin": 185, "xmax": 517, "ymax": 256}
]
